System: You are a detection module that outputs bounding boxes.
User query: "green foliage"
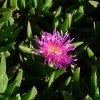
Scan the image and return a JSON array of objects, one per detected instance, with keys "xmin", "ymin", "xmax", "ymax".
[
  {"xmin": 88, "ymin": 0, "xmax": 99, "ymax": 8},
  {"xmin": 0, "ymin": 8, "xmax": 12, "ymax": 26},
  {"xmin": 0, "ymin": 53, "xmax": 8, "ymax": 93},
  {"xmin": 42, "ymin": 0, "xmax": 52, "ymax": 12},
  {"xmin": 73, "ymin": 5, "xmax": 84, "ymax": 22},
  {"xmin": 18, "ymin": 0, "xmax": 25, "ymax": 9},
  {"xmin": 61, "ymin": 13, "xmax": 72, "ymax": 32},
  {"xmin": 48, "ymin": 71, "xmax": 55, "ymax": 87},
  {"xmin": 0, "ymin": 73, "xmax": 8, "ymax": 93},
  {"xmin": 0, "ymin": 0, "xmax": 100, "ymax": 99},
  {"xmin": 71, "ymin": 42, "xmax": 83, "ymax": 47},
  {"xmin": 22, "ymin": 86, "xmax": 37, "ymax": 100},
  {"xmin": 10, "ymin": 0, "xmax": 18, "ymax": 9}
]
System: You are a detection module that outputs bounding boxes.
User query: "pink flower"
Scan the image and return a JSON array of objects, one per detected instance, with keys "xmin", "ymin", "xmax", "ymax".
[{"xmin": 36, "ymin": 29, "xmax": 76, "ymax": 69}]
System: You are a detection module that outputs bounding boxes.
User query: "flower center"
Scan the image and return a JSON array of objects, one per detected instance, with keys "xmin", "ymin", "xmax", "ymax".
[{"xmin": 48, "ymin": 45, "xmax": 61, "ymax": 54}]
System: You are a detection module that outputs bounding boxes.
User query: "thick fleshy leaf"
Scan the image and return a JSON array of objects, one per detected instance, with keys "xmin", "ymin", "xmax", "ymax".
[
  {"xmin": 10, "ymin": 0, "xmax": 18, "ymax": 9},
  {"xmin": 53, "ymin": 6, "xmax": 62, "ymax": 28},
  {"xmin": 88, "ymin": 0, "xmax": 99, "ymax": 8},
  {"xmin": 0, "ymin": 9, "xmax": 12, "ymax": 26},
  {"xmin": 48, "ymin": 71, "xmax": 55, "ymax": 87},
  {"xmin": 0, "ymin": 53, "xmax": 6, "ymax": 74},
  {"xmin": 42, "ymin": 0, "xmax": 52, "ymax": 11},
  {"xmin": 64, "ymin": 76, "xmax": 71, "ymax": 87},
  {"xmin": 15, "ymin": 94, "xmax": 21, "ymax": 100},
  {"xmin": 84, "ymin": 46, "xmax": 97, "ymax": 61},
  {"xmin": 19, "ymin": 45, "xmax": 34, "ymax": 54},
  {"xmin": 27, "ymin": 21, "xmax": 32, "ymax": 39},
  {"xmin": 95, "ymin": 87, "xmax": 99, "ymax": 99},
  {"xmin": 18, "ymin": 0, "xmax": 25, "ymax": 9},
  {"xmin": 71, "ymin": 42, "xmax": 83, "ymax": 47},
  {"xmin": 2, "ymin": 0, "xmax": 7, "ymax": 8},
  {"xmin": 54, "ymin": 69, "xmax": 64, "ymax": 79},
  {"xmin": 61, "ymin": 13, "xmax": 72, "ymax": 32},
  {"xmin": 29, "ymin": 7, "xmax": 35, "ymax": 15},
  {"xmin": 53, "ymin": 17, "xmax": 59, "ymax": 28},
  {"xmin": 8, "ymin": 17, "xmax": 14, "ymax": 25},
  {"xmin": 84, "ymin": 95, "xmax": 93, "ymax": 100},
  {"xmin": 32, "ymin": 0, "xmax": 37, "ymax": 8},
  {"xmin": 4, "ymin": 69, "xmax": 23, "ymax": 96},
  {"xmin": 73, "ymin": 6, "xmax": 84, "ymax": 22},
  {"xmin": 22, "ymin": 86, "xmax": 37, "ymax": 100},
  {"xmin": 15, "ymin": 69, "xmax": 23, "ymax": 87},
  {"xmin": 4, "ymin": 51, "xmax": 10, "ymax": 58},
  {"xmin": 4, "ymin": 80, "xmax": 17, "ymax": 96},
  {"xmin": 0, "ymin": 73, "xmax": 8, "ymax": 93},
  {"xmin": 0, "ymin": 53, "xmax": 8, "ymax": 93},
  {"xmin": 91, "ymin": 66, "xmax": 99, "ymax": 99},
  {"xmin": 54, "ymin": 6, "xmax": 62, "ymax": 17},
  {"xmin": 72, "ymin": 67, "xmax": 83, "ymax": 99},
  {"xmin": 73, "ymin": 67, "xmax": 80, "ymax": 82}
]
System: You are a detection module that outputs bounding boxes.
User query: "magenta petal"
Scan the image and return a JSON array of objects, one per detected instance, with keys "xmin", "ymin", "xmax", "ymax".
[{"xmin": 35, "ymin": 29, "xmax": 76, "ymax": 69}]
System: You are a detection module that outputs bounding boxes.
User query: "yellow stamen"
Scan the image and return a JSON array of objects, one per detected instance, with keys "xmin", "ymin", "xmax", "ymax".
[{"xmin": 48, "ymin": 45, "xmax": 61, "ymax": 54}]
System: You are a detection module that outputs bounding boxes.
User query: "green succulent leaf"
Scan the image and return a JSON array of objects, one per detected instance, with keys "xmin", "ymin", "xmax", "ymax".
[
  {"xmin": 10, "ymin": 0, "xmax": 18, "ymax": 9},
  {"xmin": 54, "ymin": 69, "xmax": 64, "ymax": 79},
  {"xmin": 2, "ymin": 0, "xmax": 7, "ymax": 8},
  {"xmin": 84, "ymin": 46, "xmax": 97, "ymax": 61},
  {"xmin": 42, "ymin": 0, "xmax": 52, "ymax": 12},
  {"xmin": 27, "ymin": 21, "xmax": 32, "ymax": 39},
  {"xmin": 64, "ymin": 76, "xmax": 71, "ymax": 87},
  {"xmin": 91, "ymin": 66, "xmax": 99, "ymax": 99},
  {"xmin": 48, "ymin": 71, "xmax": 55, "ymax": 87},
  {"xmin": 0, "ymin": 53, "xmax": 6, "ymax": 74},
  {"xmin": 54, "ymin": 6, "xmax": 62, "ymax": 17},
  {"xmin": 0, "ymin": 9, "xmax": 12, "ymax": 26},
  {"xmin": 15, "ymin": 69, "xmax": 23, "ymax": 87},
  {"xmin": 19, "ymin": 45, "xmax": 34, "ymax": 54},
  {"xmin": 53, "ymin": 17, "xmax": 59, "ymax": 28},
  {"xmin": 84, "ymin": 95, "xmax": 93, "ymax": 100},
  {"xmin": 73, "ymin": 67, "xmax": 80, "ymax": 82},
  {"xmin": 88, "ymin": 0, "xmax": 99, "ymax": 8},
  {"xmin": 4, "ymin": 80, "xmax": 18, "ymax": 96},
  {"xmin": 18, "ymin": 0, "xmax": 25, "ymax": 9},
  {"xmin": 61, "ymin": 13, "xmax": 72, "ymax": 32},
  {"xmin": 15, "ymin": 94, "xmax": 21, "ymax": 100},
  {"xmin": 32, "ymin": 0, "xmax": 37, "ymax": 8},
  {"xmin": 73, "ymin": 6, "xmax": 84, "ymax": 22},
  {"xmin": 8, "ymin": 17, "xmax": 14, "ymax": 25},
  {"xmin": 0, "ymin": 73, "xmax": 8, "ymax": 93},
  {"xmin": 22, "ymin": 86, "xmax": 37, "ymax": 100},
  {"xmin": 71, "ymin": 42, "xmax": 83, "ymax": 47},
  {"xmin": 53, "ymin": 6, "xmax": 62, "ymax": 28},
  {"xmin": 72, "ymin": 67, "xmax": 83, "ymax": 99}
]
